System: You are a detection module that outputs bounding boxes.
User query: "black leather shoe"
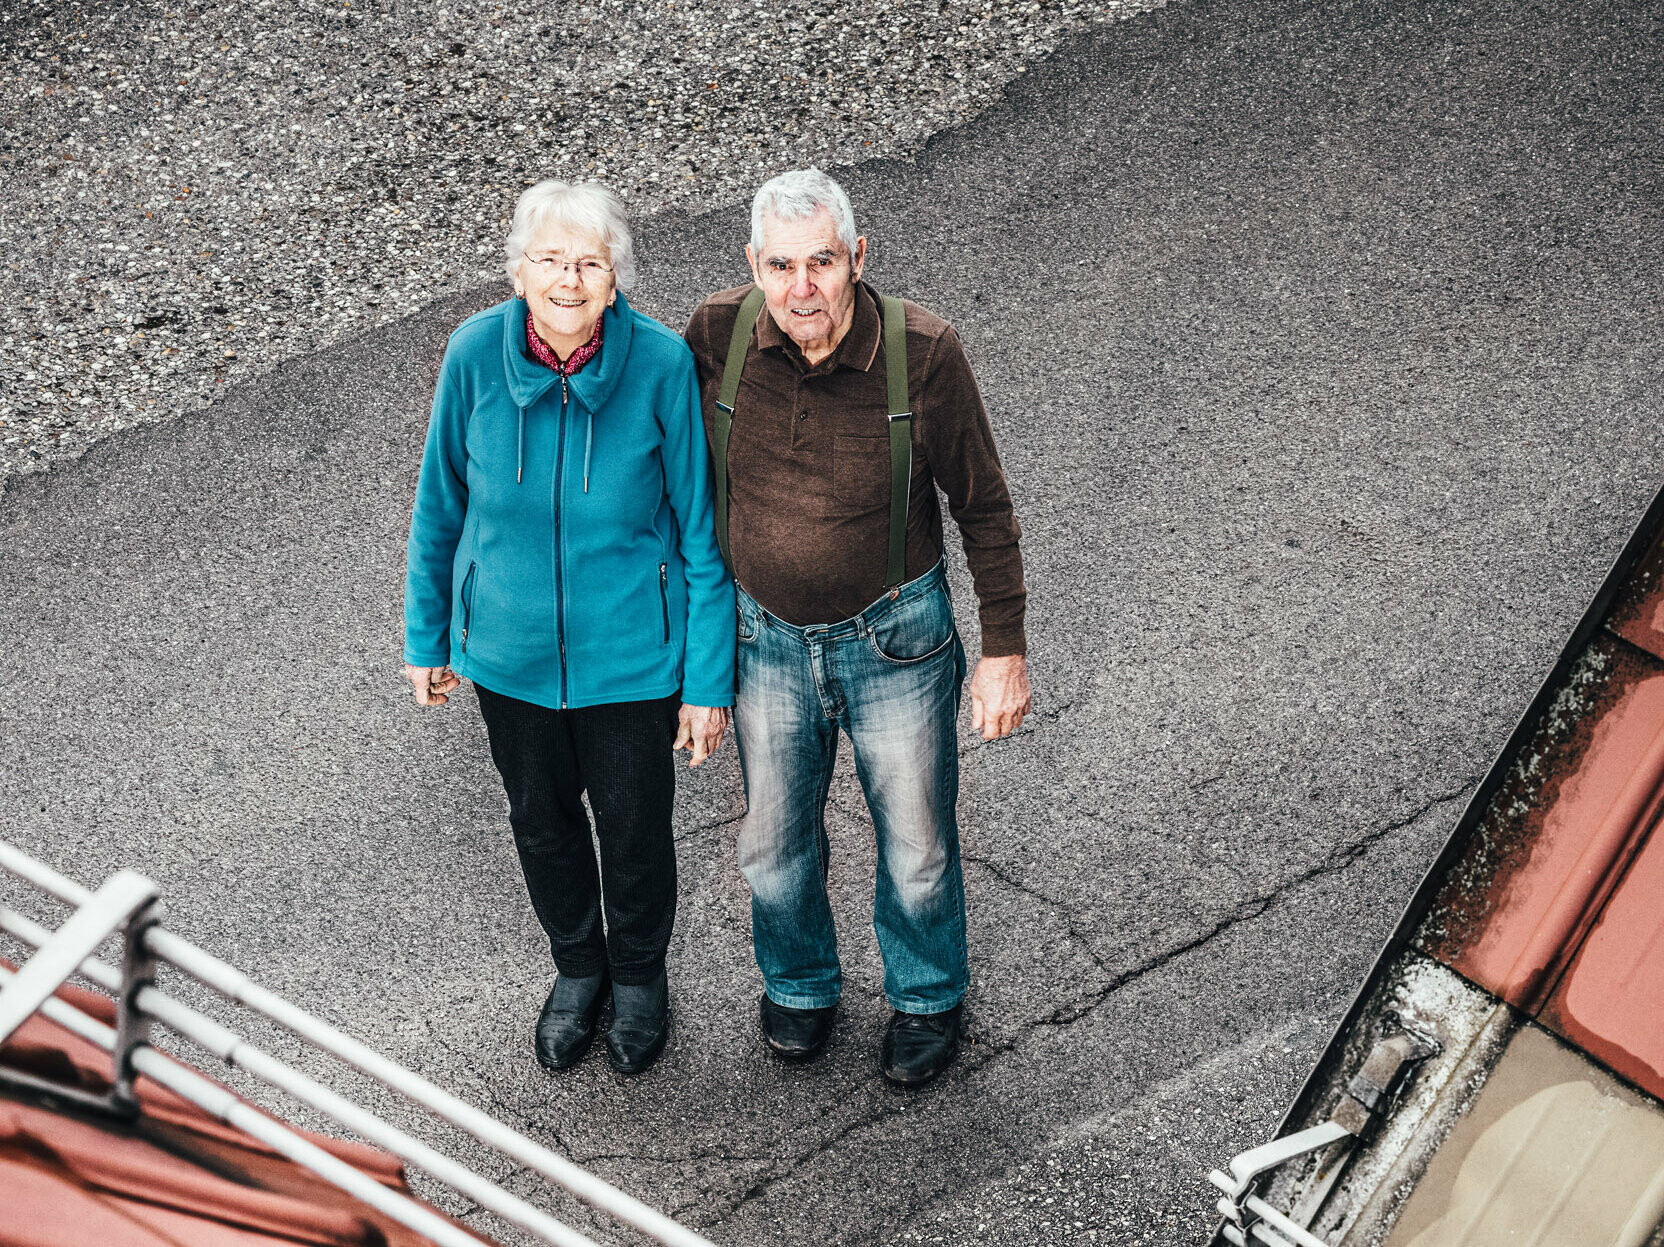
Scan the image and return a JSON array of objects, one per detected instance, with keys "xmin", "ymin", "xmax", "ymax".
[
  {"xmin": 758, "ymin": 994, "xmax": 837, "ymax": 1062},
  {"xmin": 880, "ymin": 1004, "xmax": 962, "ymax": 1086},
  {"xmin": 535, "ymin": 972, "xmax": 609, "ymax": 1071},
  {"xmin": 605, "ymin": 972, "xmax": 669, "ymax": 1075}
]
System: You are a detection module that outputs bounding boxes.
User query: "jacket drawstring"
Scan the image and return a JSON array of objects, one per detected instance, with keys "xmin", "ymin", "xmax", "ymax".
[
  {"xmin": 516, "ymin": 406, "xmax": 525, "ymax": 484},
  {"xmin": 583, "ymin": 407, "xmax": 594, "ymax": 494}
]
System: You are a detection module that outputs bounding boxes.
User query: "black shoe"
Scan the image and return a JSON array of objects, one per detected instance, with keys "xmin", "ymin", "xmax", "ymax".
[
  {"xmin": 880, "ymin": 1004, "xmax": 962, "ymax": 1086},
  {"xmin": 535, "ymin": 971, "xmax": 609, "ymax": 1071},
  {"xmin": 758, "ymin": 994, "xmax": 837, "ymax": 1062},
  {"xmin": 605, "ymin": 972, "xmax": 669, "ymax": 1075}
]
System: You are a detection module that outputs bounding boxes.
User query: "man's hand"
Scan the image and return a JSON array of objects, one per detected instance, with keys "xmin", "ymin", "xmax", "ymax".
[
  {"xmin": 674, "ymin": 704, "xmax": 730, "ymax": 767},
  {"xmin": 969, "ymin": 654, "xmax": 1032, "ymax": 741},
  {"xmin": 403, "ymin": 664, "xmax": 461, "ymax": 706}
]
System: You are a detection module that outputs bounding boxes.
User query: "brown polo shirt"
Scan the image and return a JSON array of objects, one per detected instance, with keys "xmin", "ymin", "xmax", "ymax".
[{"xmin": 684, "ymin": 282, "xmax": 1027, "ymax": 657}]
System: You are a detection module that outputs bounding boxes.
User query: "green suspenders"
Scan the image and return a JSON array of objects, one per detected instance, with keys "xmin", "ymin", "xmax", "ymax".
[
  {"xmin": 711, "ymin": 286, "xmax": 765, "ymax": 576},
  {"xmin": 880, "ymin": 293, "xmax": 912, "ymax": 593},
  {"xmin": 712, "ymin": 288, "xmax": 913, "ymax": 592}
]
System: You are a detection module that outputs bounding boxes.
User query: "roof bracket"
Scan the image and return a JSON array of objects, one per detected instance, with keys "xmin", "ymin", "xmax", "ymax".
[
  {"xmin": 0, "ymin": 869, "xmax": 162, "ymax": 1119},
  {"xmin": 1209, "ymin": 1021, "xmax": 1440, "ymax": 1247}
]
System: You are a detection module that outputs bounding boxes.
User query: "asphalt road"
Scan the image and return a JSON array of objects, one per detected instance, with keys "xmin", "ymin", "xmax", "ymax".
[{"xmin": 3, "ymin": 0, "xmax": 1663, "ymax": 1244}]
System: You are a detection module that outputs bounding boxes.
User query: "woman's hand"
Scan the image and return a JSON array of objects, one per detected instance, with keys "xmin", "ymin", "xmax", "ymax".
[
  {"xmin": 404, "ymin": 664, "xmax": 461, "ymax": 706},
  {"xmin": 674, "ymin": 704, "xmax": 730, "ymax": 767}
]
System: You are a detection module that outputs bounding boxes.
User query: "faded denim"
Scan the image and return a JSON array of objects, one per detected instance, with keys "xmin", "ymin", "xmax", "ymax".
[{"xmin": 733, "ymin": 560, "xmax": 969, "ymax": 1014}]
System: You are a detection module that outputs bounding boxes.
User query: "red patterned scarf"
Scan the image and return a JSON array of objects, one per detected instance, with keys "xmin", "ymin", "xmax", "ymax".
[{"xmin": 525, "ymin": 308, "xmax": 603, "ymax": 375}]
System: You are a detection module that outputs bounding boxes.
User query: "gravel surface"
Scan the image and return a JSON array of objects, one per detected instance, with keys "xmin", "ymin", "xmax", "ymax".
[{"xmin": 0, "ymin": 0, "xmax": 1146, "ymax": 483}]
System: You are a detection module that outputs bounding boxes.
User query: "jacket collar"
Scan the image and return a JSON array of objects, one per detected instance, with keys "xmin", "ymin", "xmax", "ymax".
[
  {"xmin": 754, "ymin": 281, "xmax": 882, "ymax": 373},
  {"xmin": 502, "ymin": 291, "xmax": 636, "ymax": 409}
]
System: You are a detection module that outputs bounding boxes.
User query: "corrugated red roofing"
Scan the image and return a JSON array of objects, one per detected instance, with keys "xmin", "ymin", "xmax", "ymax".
[
  {"xmin": 1610, "ymin": 528, "xmax": 1664, "ymax": 663},
  {"xmin": 1416, "ymin": 636, "xmax": 1664, "ymax": 1020},
  {"xmin": 1541, "ymin": 820, "xmax": 1664, "ymax": 1102}
]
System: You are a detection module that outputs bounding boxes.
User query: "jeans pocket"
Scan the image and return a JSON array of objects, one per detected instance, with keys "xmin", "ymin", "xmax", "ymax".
[
  {"xmin": 737, "ymin": 601, "xmax": 758, "ymax": 642},
  {"xmin": 868, "ymin": 590, "xmax": 955, "ymax": 665}
]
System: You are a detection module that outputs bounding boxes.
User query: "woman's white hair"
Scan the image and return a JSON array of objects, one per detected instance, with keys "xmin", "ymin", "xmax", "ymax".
[
  {"xmin": 749, "ymin": 167, "xmax": 859, "ymax": 257},
  {"xmin": 504, "ymin": 180, "xmax": 637, "ymax": 292}
]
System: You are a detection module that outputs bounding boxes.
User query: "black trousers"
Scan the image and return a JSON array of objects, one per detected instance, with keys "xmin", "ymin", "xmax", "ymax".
[{"xmin": 475, "ymin": 685, "xmax": 679, "ymax": 986}]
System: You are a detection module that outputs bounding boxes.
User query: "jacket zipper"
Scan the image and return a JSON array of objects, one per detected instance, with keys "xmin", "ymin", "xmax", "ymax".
[
  {"xmin": 554, "ymin": 378, "xmax": 570, "ymax": 707},
  {"xmin": 460, "ymin": 561, "xmax": 477, "ymax": 654},
  {"xmin": 658, "ymin": 562, "xmax": 670, "ymax": 644}
]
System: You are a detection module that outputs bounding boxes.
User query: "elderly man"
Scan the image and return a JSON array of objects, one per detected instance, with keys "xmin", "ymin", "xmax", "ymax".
[{"xmin": 685, "ymin": 167, "xmax": 1031, "ymax": 1086}]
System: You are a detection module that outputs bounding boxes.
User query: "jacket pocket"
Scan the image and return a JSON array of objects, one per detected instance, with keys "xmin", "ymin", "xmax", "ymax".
[
  {"xmin": 658, "ymin": 562, "xmax": 670, "ymax": 646},
  {"xmin": 460, "ymin": 562, "xmax": 478, "ymax": 654}
]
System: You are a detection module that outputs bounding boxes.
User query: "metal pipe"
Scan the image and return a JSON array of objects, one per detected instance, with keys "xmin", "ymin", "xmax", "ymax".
[
  {"xmin": 1213, "ymin": 1197, "xmax": 1302, "ymax": 1247},
  {"xmin": 1241, "ymin": 1194, "xmax": 1331, "ymax": 1247},
  {"xmin": 157, "ymin": 1059, "xmax": 497, "ymax": 1247},
  {"xmin": 0, "ymin": 906, "xmax": 121, "ymax": 991},
  {"xmin": 151, "ymin": 927, "xmax": 716, "ymax": 1246},
  {"xmin": 0, "ymin": 963, "xmax": 493, "ymax": 1247},
  {"xmin": 1248, "ymin": 1222, "xmax": 1302, "ymax": 1247},
  {"xmin": 146, "ymin": 992, "xmax": 605, "ymax": 1247},
  {"xmin": 0, "ymin": 907, "xmax": 600, "ymax": 1247},
  {"xmin": 0, "ymin": 840, "xmax": 716, "ymax": 1247},
  {"xmin": 0, "ymin": 842, "xmax": 88, "ymax": 906},
  {"xmin": 1217, "ymin": 1120, "xmax": 1353, "ymax": 1198}
]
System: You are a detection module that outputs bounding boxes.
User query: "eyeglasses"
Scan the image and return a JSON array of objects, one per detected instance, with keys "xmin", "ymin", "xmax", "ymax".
[{"xmin": 527, "ymin": 254, "xmax": 614, "ymax": 282}]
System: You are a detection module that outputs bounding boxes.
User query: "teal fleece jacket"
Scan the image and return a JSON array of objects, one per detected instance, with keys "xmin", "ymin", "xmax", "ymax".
[{"xmin": 403, "ymin": 293, "xmax": 735, "ymax": 710}]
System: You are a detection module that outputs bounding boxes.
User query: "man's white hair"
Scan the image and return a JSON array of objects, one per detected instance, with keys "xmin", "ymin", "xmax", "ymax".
[
  {"xmin": 749, "ymin": 167, "xmax": 859, "ymax": 257},
  {"xmin": 504, "ymin": 179, "xmax": 637, "ymax": 291}
]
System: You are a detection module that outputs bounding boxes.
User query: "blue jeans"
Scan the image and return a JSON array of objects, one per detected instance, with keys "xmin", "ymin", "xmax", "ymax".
[{"xmin": 734, "ymin": 561, "xmax": 969, "ymax": 1015}]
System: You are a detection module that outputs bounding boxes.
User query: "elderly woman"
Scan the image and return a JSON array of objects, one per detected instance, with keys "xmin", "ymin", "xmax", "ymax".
[{"xmin": 402, "ymin": 180, "xmax": 733, "ymax": 1076}]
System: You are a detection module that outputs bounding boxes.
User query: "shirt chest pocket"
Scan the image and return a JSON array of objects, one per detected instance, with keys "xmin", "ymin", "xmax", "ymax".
[{"xmin": 832, "ymin": 435, "xmax": 891, "ymax": 510}]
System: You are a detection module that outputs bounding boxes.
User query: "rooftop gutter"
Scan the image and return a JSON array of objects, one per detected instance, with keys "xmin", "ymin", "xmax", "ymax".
[{"xmin": 1238, "ymin": 479, "xmax": 1664, "ymax": 1223}]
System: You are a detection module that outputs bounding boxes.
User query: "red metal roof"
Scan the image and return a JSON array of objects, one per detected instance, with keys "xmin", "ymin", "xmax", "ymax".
[
  {"xmin": 1540, "ymin": 822, "xmax": 1664, "ymax": 1102},
  {"xmin": 1412, "ymin": 523, "xmax": 1664, "ymax": 1100},
  {"xmin": 0, "ymin": 973, "xmax": 469, "ymax": 1247},
  {"xmin": 1610, "ymin": 526, "xmax": 1664, "ymax": 663}
]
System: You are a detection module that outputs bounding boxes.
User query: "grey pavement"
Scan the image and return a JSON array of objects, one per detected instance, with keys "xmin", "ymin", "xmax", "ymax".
[
  {"xmin": 3, "ymin": 0, "xmax": 1664, "ymax": 1244},
  {"xmin": 0, "ymin": 0, "xmax": 1132, "ymax": 479}
]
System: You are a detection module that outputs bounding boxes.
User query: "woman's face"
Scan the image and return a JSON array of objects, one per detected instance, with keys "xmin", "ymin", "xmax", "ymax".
[{"xmin": 519, "ymin": 222, "xmax": 616, "ymax": 351}]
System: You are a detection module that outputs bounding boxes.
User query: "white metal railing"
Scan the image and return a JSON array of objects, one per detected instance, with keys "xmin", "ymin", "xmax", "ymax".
[{"xmin": 0, "ymin": 838, "xmax": 716, "ymax": 1247}]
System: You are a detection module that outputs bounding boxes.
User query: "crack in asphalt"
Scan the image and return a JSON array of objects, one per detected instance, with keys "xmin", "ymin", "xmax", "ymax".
[
  {"xmin": 417, "ymin": 1010, "xmax": 578, "ymax": 1163},
  {"xmin": 674, "ymin": 808, "xmax": 746, "ymax": 845},
  {"xmin": 413, "ymin": 740, "xmax": 1477, "ymax": 1233},
  {"xmin": 1030, "ymin": 775, "xmax": 1483, "ymax": 1029},
  {"xmin": 569, "ymin": 1145, "xmax": 775, "ymax": 1168},
  {"xmin": 961, "ymin": 851, "xmax": 1114, "ymax": 977},
  {"xmin": 702, "ymin": 775, "xmax": 1480, "ymax": 1228}
]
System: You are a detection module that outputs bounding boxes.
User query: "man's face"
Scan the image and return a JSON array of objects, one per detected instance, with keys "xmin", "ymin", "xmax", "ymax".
[{"xmin": 747, "ymin": 208, "xmax": 868, "ymax": 362}]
